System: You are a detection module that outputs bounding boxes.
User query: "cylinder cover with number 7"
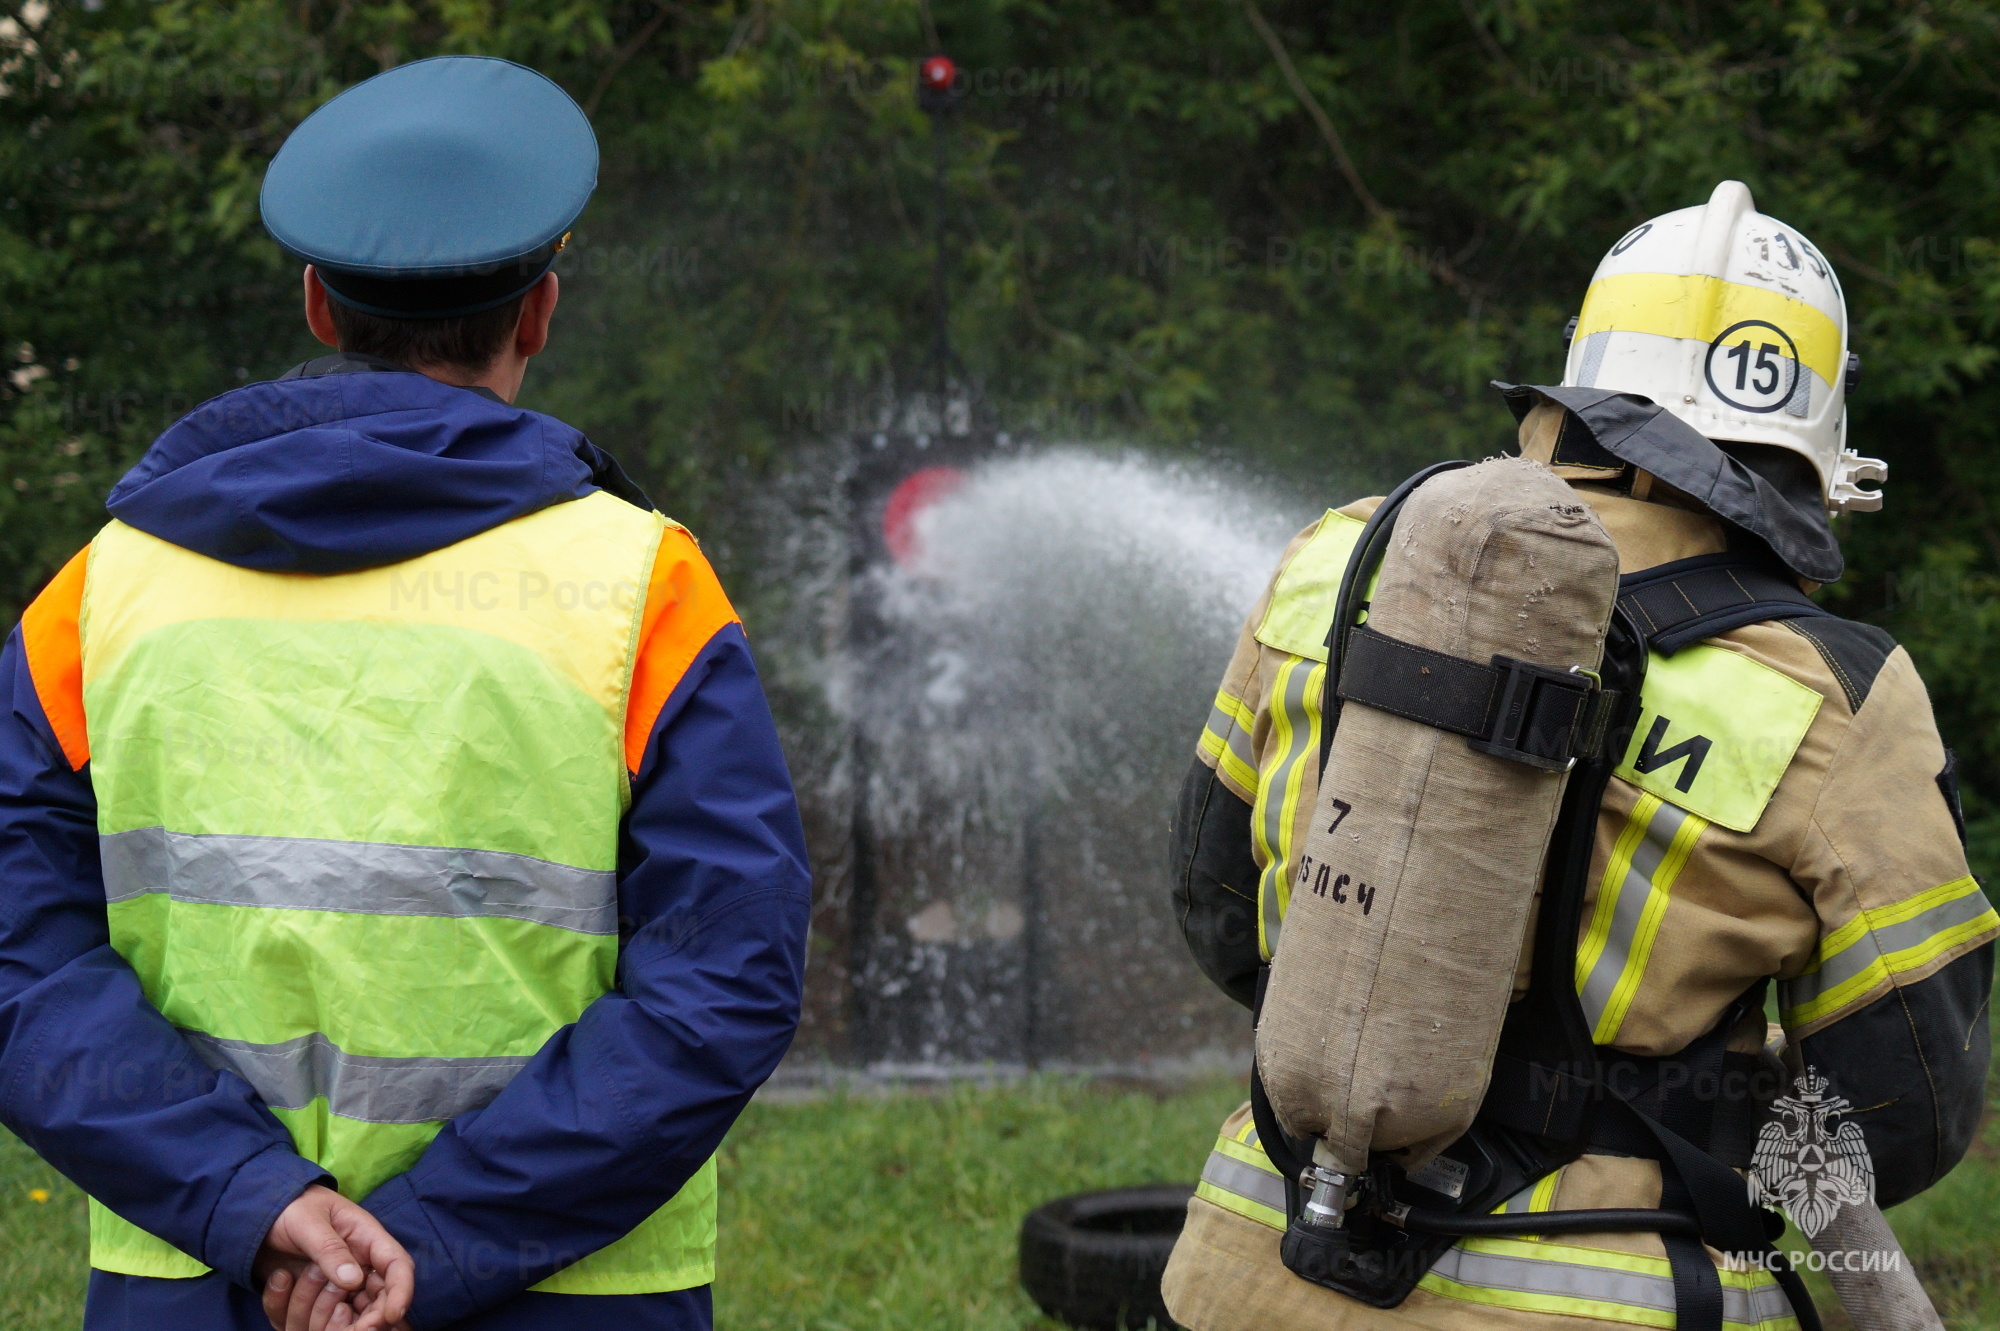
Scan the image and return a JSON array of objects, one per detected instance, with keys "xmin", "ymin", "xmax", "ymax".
[{"xmin": 1255, "ymin": 457, "xmax": 1622, "ymax": 1177}]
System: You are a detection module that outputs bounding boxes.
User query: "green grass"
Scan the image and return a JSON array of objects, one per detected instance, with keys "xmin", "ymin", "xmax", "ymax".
[
  {"xmin": 0, "ymin": 1076, "xmax": 1993, "ymax": 1329},
  {"xmin": 0, "ymin": 1127, "xmax": 90, "ymax": 1330},
  {"xmin": 713, "ymin": 1079, "xmax": 1243, "ymax": 1330}
]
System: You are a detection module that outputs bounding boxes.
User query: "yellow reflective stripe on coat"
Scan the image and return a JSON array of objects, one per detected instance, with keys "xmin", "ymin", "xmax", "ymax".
[
  {"xmin": 1420, "ymin": 1235, "xmax": 1797, "ymax": 1329},
  {"xmin": 1576, "ymin": 270, "xmax": 1842, "ymax": 391},
  {"xmin": 1253, "ymin": 656, "xmax": 1324, "ymax": 959},
  {"xmin": 1198, "ymin": 687, "xmax": 1260, "ymax": 793},
  {"xmin": 1246, "ymin": 507, "xmax": 1369, "ymax": 955},
  {"xmin": 1576, "ymin": 795, "xmax": 1709, "ymax": 1043},
  {"xmin": 1490, "ymin": 1168, "xmax": 1563, "ymax": 1236},
  {"xmin": 1197, "ymin": 1129, "xmax": 1800, "ymax": 1330},
  {"xmin": 1781, "ymin": 875, "xmax": 1999, "ymax": 1027},
  {"xmin": 1616, "ymin": 644, "xmax": 1820, "ymax": 833},
  {"xmin": 1254, "ymin": 511, "xmax": 1367, "ymax": 662},
  {"xmin": 1197, "ymin": 1118, "xmax": 1287, "ymax": 1231}
]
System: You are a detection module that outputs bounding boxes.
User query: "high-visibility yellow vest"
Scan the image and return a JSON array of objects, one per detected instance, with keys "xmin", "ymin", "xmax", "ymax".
[{"xmin": 74, "ymin": 491, "xmax": 716, "ymax": 1293}]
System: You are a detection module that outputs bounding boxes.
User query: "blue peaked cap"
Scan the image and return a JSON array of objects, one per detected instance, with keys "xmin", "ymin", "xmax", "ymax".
[{"xmin": 261, "ymin": 56, "xmax": 598, "ymax": 318}]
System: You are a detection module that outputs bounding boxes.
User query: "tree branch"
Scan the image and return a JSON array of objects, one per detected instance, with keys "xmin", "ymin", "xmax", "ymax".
[
  {"xmin": 1456, "ymin": 0, "xmax": 1523, "ymax": 90},
  {"xmin": 1240, "ymin": 0, "xmax": 1387, "ymax": 222},
  {"xmin": 1240, "ymin": 0, "xmax": 1484, "ymax": 302},
  {"xmin": 584, "ymin": 4, "xmax": 685, "ymax": 117}
]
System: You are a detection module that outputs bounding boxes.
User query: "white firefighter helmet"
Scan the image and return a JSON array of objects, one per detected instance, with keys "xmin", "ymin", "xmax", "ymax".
[{"xmin": 1562, "ymin": 180, "xmax": 1885, "ymax": 513}]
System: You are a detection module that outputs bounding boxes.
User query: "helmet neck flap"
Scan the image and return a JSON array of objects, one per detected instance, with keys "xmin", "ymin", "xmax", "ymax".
[{"xmin": 1494, "ymin": 380, "xmax": 1845, "ymax": 586}]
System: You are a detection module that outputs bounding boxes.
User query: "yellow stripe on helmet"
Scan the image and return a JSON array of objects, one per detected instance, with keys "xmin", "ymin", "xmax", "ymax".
[{"xmin": 1575, "ymin": 271, "xmax": 1843, "ymax": 389}]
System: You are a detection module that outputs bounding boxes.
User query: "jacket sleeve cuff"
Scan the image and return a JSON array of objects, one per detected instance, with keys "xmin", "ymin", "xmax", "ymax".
[
  {"xmin": 363, "ymin": 1173, "xmax": 481, "ymax": 1331},
  {"xmin": 204, "ymin": 1145, "xmax": 332, "ymax": 1288}
]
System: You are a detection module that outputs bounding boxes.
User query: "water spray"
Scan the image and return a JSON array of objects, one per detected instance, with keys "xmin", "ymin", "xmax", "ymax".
[{"xmin": 817, "ymin": 433, "xmax": 1310, "ymax": 1071}]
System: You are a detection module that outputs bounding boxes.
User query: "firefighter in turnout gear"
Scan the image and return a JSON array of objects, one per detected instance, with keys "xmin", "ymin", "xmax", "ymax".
[{"xmin": 1160, "ymin": 181, "xmax": 1996, "ymax": 1330}]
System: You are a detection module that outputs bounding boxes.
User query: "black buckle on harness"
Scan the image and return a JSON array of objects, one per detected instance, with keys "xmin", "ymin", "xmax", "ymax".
[{"xmin": 1468, "ymin": 657, "xmax": 1601, "ymax": 773}]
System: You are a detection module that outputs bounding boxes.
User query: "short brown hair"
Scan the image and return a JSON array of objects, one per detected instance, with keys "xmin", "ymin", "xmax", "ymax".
[{"xmin": 326, "ymin": 294, "xmax": 527, "ymax": 373}]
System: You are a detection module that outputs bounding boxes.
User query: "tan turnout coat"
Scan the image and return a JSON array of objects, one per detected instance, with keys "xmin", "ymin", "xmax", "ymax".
[{"xmin": 1162, "ymin": 407, "xmax": 1996, "ymax": 1330}]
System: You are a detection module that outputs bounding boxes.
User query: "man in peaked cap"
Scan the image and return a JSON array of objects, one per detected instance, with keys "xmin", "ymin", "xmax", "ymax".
[{"xmin": 0, "ymin": 56, "xmax": 811, "ymax": 1331}]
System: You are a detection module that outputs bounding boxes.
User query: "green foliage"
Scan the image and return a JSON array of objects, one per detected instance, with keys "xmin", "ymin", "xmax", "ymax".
[
  {"xmin": 0, "ymin": 0, "xmax": 340, "ymax": 612},
  {"xmin": 8, "ymin": 0, "xmax": 2000, "ymax": 839}
]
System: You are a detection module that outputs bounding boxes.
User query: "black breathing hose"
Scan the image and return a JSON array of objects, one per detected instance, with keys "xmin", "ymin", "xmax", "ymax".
[
  {"xmin": 1317, "ymin": 459, "xmax": 1472, "ymax": 773},
  {"xmin": 1400, "ymin": 1206, "xmax": 1702, "ymax": 1238}
]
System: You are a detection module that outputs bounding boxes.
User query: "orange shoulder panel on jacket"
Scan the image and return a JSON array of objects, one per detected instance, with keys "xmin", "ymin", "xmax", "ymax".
[
  {"xmin": 20, "ymin": 546, "xmax": 90, "ymax": 770},
  {"xmin": 625, "ymin": 526, "xmax": 742, "ymax": 773}
]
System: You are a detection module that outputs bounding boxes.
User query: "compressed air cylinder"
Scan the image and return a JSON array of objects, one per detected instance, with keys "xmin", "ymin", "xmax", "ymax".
[{"xmin": 1256, "ymin": 457, "xmax": 1621, "ymax": 1177}]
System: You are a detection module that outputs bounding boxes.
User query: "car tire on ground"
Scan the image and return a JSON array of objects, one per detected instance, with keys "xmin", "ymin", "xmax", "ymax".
[{"xmin": 1018, "ymin": 1184, "xmax": 1194, "ymax": 1330}]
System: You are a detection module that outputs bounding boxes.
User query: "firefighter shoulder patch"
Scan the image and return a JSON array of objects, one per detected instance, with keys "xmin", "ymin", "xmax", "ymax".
[
  {"xmin": 1617, "ymin": 642, "xmax": 1822, "ymax": 833},
  {"xmin": 1255, "ymin": 510, "xmax": 1368, "ymax": 663}
]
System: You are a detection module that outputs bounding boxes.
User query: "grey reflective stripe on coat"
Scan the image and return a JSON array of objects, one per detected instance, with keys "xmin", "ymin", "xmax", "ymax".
[
  {"xmin": 103, "ymin": 827, "xmax": 617, "ymax": 935},
  {"xmin": 1578, "ymin": 800, "xmax": 1693, "ymax": 1036},
  {"xmin": 183, "ymin": 1030, "xmax": 531, "ymax": 1125},
  {"xmin": 1199, "ymin": 1149, "xmax": 1287, "ymax": 1218},
  {"xmin": 1427, "ymin": 1242, "xmax": 1795, "ymax": 1324},
  {"xmin": 1203, "ymin": 698, "xmax": 1257, "ymax": 778},
  {"xmin": 1780, "ymin": 884, "xmax": 1997, "ymax": 1014}
]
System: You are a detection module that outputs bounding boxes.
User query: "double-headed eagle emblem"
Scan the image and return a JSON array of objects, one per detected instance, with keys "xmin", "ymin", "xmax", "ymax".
[{"xmin": 1748, "ymin": 1067, "xmax": 1875, "ymax": 1237}]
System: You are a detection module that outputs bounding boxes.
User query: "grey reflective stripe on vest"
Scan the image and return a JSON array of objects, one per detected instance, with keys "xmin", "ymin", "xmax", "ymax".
[
  {"xmin": 1427, "ymin": 1242, "xmax": 1795, "ymax": 1324},
  {"xmin": 1199, "ymin": 1149, "xmax": 1287, "ymax": 1217},
  {"xmin": 184, "ymin": 1030, "xmax": 530, "ymax": 1125},
  {"xmin": 103, "ymin": 827, "xmax": 617, "ymax": 935}
]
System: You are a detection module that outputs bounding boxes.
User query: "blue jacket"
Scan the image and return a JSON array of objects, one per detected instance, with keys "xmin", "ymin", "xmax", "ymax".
[{"xmin": 0, "ymin": 357, "xmax": 812, "ymax": 1330}]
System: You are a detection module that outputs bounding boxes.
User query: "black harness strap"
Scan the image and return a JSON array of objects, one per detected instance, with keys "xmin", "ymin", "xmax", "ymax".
[
  {"xmin": 1334, "ymin": 628, "xmax": 1497, "ymax": 735},
  {"xmin": 1474, "ymin": 987, "xmax": 1817, "ymax": 1331},
  {"xmin": 1486, "ymin": 989, "xmax": 1787, "ymax": 1173},
  {"xmin": 1660, "ymin": 1188, "xmax": 1727, "ymax": 1331},
  {"xmin": 1335, "ymin": 627, "xmax": 1616, "ymax": 771},
  {"xmin": 1617, "ymin": 554, "xmax": 1832, "ymax": 657},
  {"xmin": 1630, "ymin": 1009, "xmax": 1758, "ymax": 1331},
  {"xmin": 1248, "ymin": 968, "xmax": 1311, "ymax": 1193}
]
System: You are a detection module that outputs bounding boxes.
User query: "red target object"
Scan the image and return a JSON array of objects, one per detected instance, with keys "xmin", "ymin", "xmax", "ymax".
[
  {"xmin": 882, "ymin": 466, "xmax": 967, "ymax": 567},
  {"xmin": 920, "ymin": 55, "xmax": 957, "ymax": 92}
]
